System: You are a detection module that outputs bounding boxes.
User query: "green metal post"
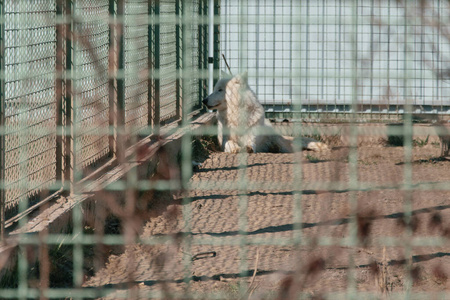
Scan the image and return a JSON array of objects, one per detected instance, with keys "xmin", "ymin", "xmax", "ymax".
[
  {"xmin": 149, "ymin": 0, "xmax": 160, "ymax": 129},
  {"xmin": 0, "ymin": 0, "xmax": 5, "ymax": 240},
  {"xmin": 109, "ymin": 0, "xmax": 117, "ymax": 157},
  {"xmin": 197, "ymin": 0, "xmax": 202, "ymax": 104},
  {"xmin": 117, "ymin": 0, "xmax": 125, "ymax": 152},
  {"xmin": 176, "ymin": 0, "xmax": 182, "ymax": 121},
  {"xmin": 65, "ymin": 0, "xmax": 73, "ymax": 193},
  {"xmin": 70, "ymin": 1, "xmax": 83, "ymax": 291},
  {"xmin": 213, "ymin": 0, "xmax": 220, "ymax": 83},
  {"xmin": 200, "ymin": 0, "xmax": 208, "ymax": 104},
  {"xmin": 180, "ymin": 1, "xmax": 194, "ymax": 291},
  {"xmin": 56, "ymin": 0, "xmax": 64, "ymax": 195}
]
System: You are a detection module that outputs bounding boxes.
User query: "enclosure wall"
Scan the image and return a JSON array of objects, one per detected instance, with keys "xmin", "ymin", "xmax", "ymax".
[
  {"xmin": 221, "ymin": 0, "xmax": 450, "ymax": 120},
  {"xmin": 0, "ymin": 0, "xmax": 210, "ymax": 230}
]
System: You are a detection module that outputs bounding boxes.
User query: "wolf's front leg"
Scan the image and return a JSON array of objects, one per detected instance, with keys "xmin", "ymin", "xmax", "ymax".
[
  {"xmin": 224, "ymin": 140, "xmax": 241, "ymax": 153},
  {"xmin": 217, "ymin": 119, "xmax": 224, "ymax": 148},
  {"xmin": 218, "ymin": 120, "xmax": 237, "ymax": 152},
  {"xmin": 245, "ymin": 134, "xmax": 257, "ymax": 153}
]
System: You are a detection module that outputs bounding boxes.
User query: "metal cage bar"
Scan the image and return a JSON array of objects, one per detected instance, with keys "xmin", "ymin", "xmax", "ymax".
[{"xmin": 0, "ymin": 0, "xmax": 5, "ymax": 238}]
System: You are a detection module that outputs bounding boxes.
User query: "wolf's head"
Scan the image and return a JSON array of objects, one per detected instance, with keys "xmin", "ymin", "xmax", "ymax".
[{"xmin": 202, "ymin": 71, "xmax": 248, "ymax": 111}]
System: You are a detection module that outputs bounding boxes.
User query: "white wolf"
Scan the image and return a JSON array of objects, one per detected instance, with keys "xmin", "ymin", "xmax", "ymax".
[{"xmin": 202, "ymin": 72, "xmax": 328, "ymax": 153}]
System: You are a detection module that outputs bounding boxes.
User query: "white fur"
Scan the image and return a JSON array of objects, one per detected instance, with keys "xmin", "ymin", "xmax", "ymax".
[{"xmin": 202, "ymin": 72, "xmax": 328, "ymax": 153}]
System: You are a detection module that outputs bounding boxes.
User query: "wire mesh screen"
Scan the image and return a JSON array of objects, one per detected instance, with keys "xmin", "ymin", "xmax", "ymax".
[
  {"xmin": 198, "ymin": 1, "xmax": 209, "ymax": 104},
  {"xmin": 3, "ymin": 1, "xmax": 57, "ymax": 209},
  {"xmin": 0, "ymin": 0, "xmax": 210, "ymax": 223},
  {"xmin": 221, "ymin": 0, "xmax": 450, "ymax": 117},
  {"xmin": 73, "ymin": 0, "xmax": 110, "ymax": 168},
  {"xmin": 124, "ymin": 0, "xmax": 149, "ymax": 135},
  {"xmin": 181, "ymin": 0, "xmax": 202, "ymax": 113},
  {"xmin": 1, "ymin": 0, "xmax": 450, "ymax": 299},
  {"xmin": 159, "ymin": 0, "xmax": 178, "ymax": 122}
]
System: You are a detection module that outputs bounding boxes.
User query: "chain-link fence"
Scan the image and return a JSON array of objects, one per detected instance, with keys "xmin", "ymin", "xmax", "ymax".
[
  {"xmin": 124, "ymin": 0, "xmax": 149, "ymax": 136},
  {"xmin": 73, "ymin": 0, "xmax": 111, "ymax": 169},
  {"xmin": 1, "ymin": 0, "xmax": 450, "ymax": 299},
  {"xmin": 0, "ymin": 0, "xmax": 210, "ymax": 237},
  {"xmin": 2, "ymin": 1, "xmax": 58, "ymax": 213}
]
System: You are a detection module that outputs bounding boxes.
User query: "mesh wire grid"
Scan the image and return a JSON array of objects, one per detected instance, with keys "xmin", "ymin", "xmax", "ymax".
[
  {"xmin": 0, "ymin": 0, "xmax": 449, "ymax": 299},
  {"xmin": 2, "ymin": 1, "xmax": 57, "ymax": 209},
  {"xmin": 0, "ymin": 0, "xmax": 209, "ymax": 226},
  {"xmin": 198, "ymin": 0, "xmax": 210, "ymax": 104},
  {"xmin": 73, "ymin": 0, "xmax": 110, "ymax": 169},
  {"xmin": 0, "ymin": 0, "xmax": 210, "ymax": 226},
  {"xmin": 180, "ymin": 0, "xmax": 203, "ymax": 114},
  {"xmin": 158, "ymin": 0, "xmax": 178, "ymax": 122},
  {"xmin": 221, "ymin": 0, "xmax": 450, "ymax": 118},
  {"xmin": 124, "ymin": 0, "xmax": 149, "ymax": 136}
]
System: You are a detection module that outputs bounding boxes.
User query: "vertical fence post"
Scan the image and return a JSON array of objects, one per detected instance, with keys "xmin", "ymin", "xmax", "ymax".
[
  {"xmin": 148, "ymin": 1, "xmax": 152, "ymax": 131},
  {"xmin": 149, "ymin": 0, "xmax": 160, "ymax": 130},
  {"xmin": 116, "ymin": 0, "xmax": 126, "ymax": 154},
  {"xmin": 154, "ymin": 0, "xmax": 160, "ymax": 128},
  {"xmin": 208, "ymin": 0, "xmax": 220, "ymax": 94},
  {"xmin": 208, "ymin": 0, "xmax": 214, "ymax": 94},
  {"xmin": 0, "ymin": 0, "xmax": 5, "ymax": 239},
  {"xmin": 213, "ymin": 0, "xmax": 220, "ymax": 82},
  {"xmin": 198, "ymin": 0, "xmax": 204, "ymax": 104},
  {"xmin": 201, "ymin": 0, "xmax": 208, "ymax": 102},
  {"xmin": 109, "ymin": 0, "xmax": 117, "ymax": 157},
  {"xmin": 56, "ymin": 0, "xmax": 65, "ymax": 195},
  {"xmin": 176, "ymin": 0, "xmax": 182, "ymax": 121},
  {"xmin": 64, "ymin": 0, "xmax": 74, "ymax": 193}
]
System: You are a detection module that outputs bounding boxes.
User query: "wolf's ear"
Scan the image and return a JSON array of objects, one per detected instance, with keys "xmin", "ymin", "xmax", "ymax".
[{"xmin": 235, "ymin": 71, "xmax": 248, "ymax": 85}]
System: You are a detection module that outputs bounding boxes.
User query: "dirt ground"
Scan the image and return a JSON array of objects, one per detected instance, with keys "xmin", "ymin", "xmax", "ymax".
[{"xmin": 84, "ymin": 142, "xmax": 450, "ymax": 299}]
